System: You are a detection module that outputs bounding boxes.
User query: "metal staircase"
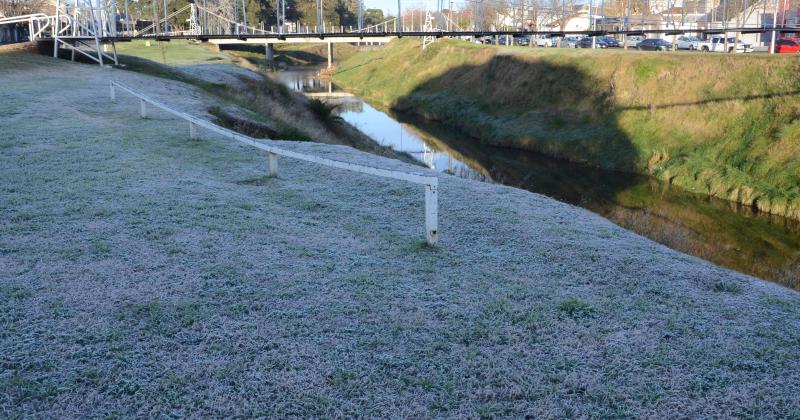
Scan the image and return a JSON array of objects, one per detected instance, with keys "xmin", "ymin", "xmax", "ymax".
[{"xmin": 52, "ymin": 0, "xmax": 118, "ymax": 66}]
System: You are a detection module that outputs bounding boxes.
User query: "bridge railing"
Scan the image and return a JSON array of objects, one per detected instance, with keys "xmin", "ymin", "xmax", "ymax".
[
  {"xmin": 0, "ymin": 14, "xmax": 58, "ymax": 42},
  {"xmin": 108, "ymin": 81, "xmax": 439, "ymax": 245}
]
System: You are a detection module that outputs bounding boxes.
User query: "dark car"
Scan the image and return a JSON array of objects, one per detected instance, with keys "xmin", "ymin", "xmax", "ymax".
[
  {"xmin": 576, "ymin": 37, "xmax": 601, "ymax": 48},
  {"xmin": 598, "ymin": 36, "xmax": 620, "ymax": 47},
  {"xmin": 577, "ymin": 36, "xmax": 621, "ymax": 48},
  {"xmin": 516, "ymin": 35, "xmax": 531, "ymax": 46},
  {"xmin": 637, "ymin": 38, "xmax": 672, "ymax": 51}
]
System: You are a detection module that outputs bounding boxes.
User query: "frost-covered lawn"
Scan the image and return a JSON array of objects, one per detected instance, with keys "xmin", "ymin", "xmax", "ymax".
[{"xmin": 1, "ymin": 52, "xmax": 800, "ymax": 418}]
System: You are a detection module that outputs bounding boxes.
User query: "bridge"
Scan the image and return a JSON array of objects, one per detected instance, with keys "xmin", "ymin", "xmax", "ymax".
[{"xmin": 2, "ymin": 0, "xmax": 797, "ymax": 67}]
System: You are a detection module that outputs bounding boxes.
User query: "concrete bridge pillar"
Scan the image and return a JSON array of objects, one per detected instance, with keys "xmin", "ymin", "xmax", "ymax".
[
  {"xmin": 265, "ymin": 43, "xmax": 274, "ymax": 61},
  {"xmin": 327, "ymin": 42, "xmax": 334, "ymax": 68}
]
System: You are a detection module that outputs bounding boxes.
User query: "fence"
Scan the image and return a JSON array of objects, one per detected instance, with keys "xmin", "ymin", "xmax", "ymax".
[{"xmin": 109, "ymin": 81, "xmax": 439, "ymax": 245}]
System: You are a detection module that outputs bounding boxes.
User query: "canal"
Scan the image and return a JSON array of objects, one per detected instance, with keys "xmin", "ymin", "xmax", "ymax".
[{"xmin": 273, "ymin": 67, "xmax": 800, "ymax": 290}]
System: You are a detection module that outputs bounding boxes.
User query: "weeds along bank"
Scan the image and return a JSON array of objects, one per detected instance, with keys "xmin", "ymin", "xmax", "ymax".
[
  {"xmin": 110, "ymin": 41, "xmax": 416, "ymax": 165},
  {"xmin": 332, "ymin": 38, "xmax": 800, "ymax": 220}
]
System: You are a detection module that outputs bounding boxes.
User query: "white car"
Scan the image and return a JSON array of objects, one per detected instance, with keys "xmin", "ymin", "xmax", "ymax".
[
  {"xmin": 559, "ymin": 36, "xmax": 581, "ymax": 48},
  {"xmin": 534, "ymin": 35, "xmax": 552, "ymax": 47},
  {"xmin": 676, "ymin": 35, "xmax": 700, "ymax": 50},
  {"xmin": 698, "ymin": 36, "xmax": 753, "ymax": 53},
  {"xmin": 625, "ymin": 35, "xmax": 646, "ymax": 47}
]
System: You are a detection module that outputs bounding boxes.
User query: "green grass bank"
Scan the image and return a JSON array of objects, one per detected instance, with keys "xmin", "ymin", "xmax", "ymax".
[
  {"xmin": 3, "ymin": 51, "xmax": 800, "ymax": 417},
  {"xmin": 110, "ymin": 40, "xmax": 417, "ymax": 165},
  {"xmin": 333, "ymin": 39, "xmax": 800, "ymax": 220}
]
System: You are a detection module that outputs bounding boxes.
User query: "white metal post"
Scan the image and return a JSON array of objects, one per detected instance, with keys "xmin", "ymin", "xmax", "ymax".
[
  {"xmin": 189, "ymin": 122, "xmax": 197, "ymax": 140},
  {"xmin": 590, "ymin": 0, "xmax": 595, "ymax": 48},
  {"xmin": 268, "ymin": 152, "xmax": 278, "ymax": 177},
  {"xmin": 110, "ymin": 82, "xmax": 116, "ymax": 101},
  {"xmin": 108, "ymin": 81, "xmax": 442, "ymax": 246},
  {"xmin": 54, "ymin": 0, "xmax": 61, "ymax": 58},
  {"xmin": 425, "ymin": 181, "xmax": 438, "ymax": 246}
]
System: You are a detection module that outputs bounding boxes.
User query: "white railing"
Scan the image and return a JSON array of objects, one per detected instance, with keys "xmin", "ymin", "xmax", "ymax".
[
  {"xmin": 0, "ymin": 13, "xmax": 57, "ymax": 41},
  {"xmin": 109, "ymin": 81, "xmax": 439, "ymax": 245},
  {"xmin": 0, "ymin": 13, "xmax": 48, "ymax": 25},
  {"xmin": 354, "ymin": 17, "xmax": 397, "ymax": 33}
]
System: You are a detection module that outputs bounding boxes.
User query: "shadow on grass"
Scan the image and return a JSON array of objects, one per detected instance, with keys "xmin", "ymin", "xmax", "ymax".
[
  {"xmin": 392, "ymin": 54, "xmax": 640, "ymax": 173},
  {"xmin": 621, "ymin": 91, "xmax": 800, "ymax": 110},
  {"xmin": 390, "ymin": 111, "xmax": 800, "ymax": 290}
]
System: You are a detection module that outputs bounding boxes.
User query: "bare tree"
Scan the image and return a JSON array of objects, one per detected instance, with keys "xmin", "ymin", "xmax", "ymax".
[{"xmin": 0, "ymin": 0, "xmax": 51, "ymax": 17}]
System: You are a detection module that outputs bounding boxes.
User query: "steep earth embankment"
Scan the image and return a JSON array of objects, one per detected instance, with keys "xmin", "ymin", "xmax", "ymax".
[
  {"xmin": 110, "ymin": 40, "xmax": 417, "ymax": 164},
  {"xmin": 333, "ymin": 39, "xmax": 800, "ymax": 220}
]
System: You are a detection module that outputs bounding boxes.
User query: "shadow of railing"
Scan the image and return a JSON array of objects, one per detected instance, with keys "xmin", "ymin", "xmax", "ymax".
[{"xmin": 621, "ymin": 91, "xmax": 800, "ymax": 110}]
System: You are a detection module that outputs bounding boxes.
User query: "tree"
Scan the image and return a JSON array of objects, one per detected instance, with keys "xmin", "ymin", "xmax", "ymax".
[
  {"xmin": 0, "ymin": 0, "xmax": 50, "ymax": 17},
  {"xmin": 363, "ymin": 8, "xmax": 384, "ymax": 25}
]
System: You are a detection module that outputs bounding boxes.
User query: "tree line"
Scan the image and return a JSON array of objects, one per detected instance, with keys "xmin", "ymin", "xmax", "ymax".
[{"xmin": 126, "ymin": 0, "xmax": 388, "ymax": 29}]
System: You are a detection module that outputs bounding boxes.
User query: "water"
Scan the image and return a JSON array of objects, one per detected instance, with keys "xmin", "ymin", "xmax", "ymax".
[{"xmin": 273, "ymin": 67, "xmax": 800, "ymax": 289}]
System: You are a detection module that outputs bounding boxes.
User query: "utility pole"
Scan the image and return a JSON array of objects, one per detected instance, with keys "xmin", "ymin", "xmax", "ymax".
[
  {"xmin": 233, "ymin": 0, "xmax": 239, "ymax": 34},
  {"xmin": 397, "ymin": 0, "xmax": 402, "ymax": 32},
  {"xmin": 276, "ymin": 0, "xmax": 280, "ymax": 33},
  {"xmin": 316, "ymin": 0, "xmax": 323, "ymax": 34},
  {"xmin": 624, "ymin": 0, "xmax": 631, "ymax": 48},
  {"xmin": 358, "ymin": 0, "xmax": 363, "ymax": 31},
  {"xmin": 600, "ymin": 0, "xmax": 605, "ymax": 34},
  {"xmin": 723, "ymin": 0, "xmax": 728, "ymax": 51},
  {"xmin": 241, "ymin": 0, "xmax": 248, "ymax": 32},
  {"xmin": 163, "ymin": 0, "xmax": 168, "ymax": 33},
  {"xmin": 123, "ymin": 0, "xmax": 129, "ymax": 34},
  {"xmin": 640, "ymin": 0, "xmax": 645, "ymax": 28},
  {"xmin": 770, "ymin": 0, "xmax": 778, "ymax": 53},
  {"xmin": 153, "ymin": 0, "xmax": 158, "ymax": 35},
  {"xmin": 590, "ymin": 0, "xmax": 596, "ymax": 48},
  {"xmin": 448, "ymin": 0, "xmax": 453, "ymax": 31}
]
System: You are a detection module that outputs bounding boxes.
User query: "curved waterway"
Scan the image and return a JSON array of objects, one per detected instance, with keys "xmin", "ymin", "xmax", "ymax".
[{"xmin": 273, "ymin": 67, "xmax": 800, "ymax": 290}]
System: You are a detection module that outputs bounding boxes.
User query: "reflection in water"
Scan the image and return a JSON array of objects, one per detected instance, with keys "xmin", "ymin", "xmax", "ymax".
[
  {"xmin": 272, "ymin": 68, "xmax": 478, "ymax": 176},
  {"xmin": 273, "ymin": 67, "xmax": 800, "ymax": 289}
]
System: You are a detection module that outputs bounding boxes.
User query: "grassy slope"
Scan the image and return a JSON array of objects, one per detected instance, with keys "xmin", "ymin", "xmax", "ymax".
[
  {"xmin": 333, "ymin": 39, "xmax": 800, "ymax": 220},
  {"xmin": 3, "ymin": 51, "xmax": 800, "ymax": 418},
  {"xmin": 113, "ymin": 41, "xmax": 419, "ymax": 165},
  {"xmin": 220, "ymin": 42, "xmax": 361, "ymax": 66},
  {"xmin": 115, "ymin": 40, "xmax": 233, "ymax": 65}
]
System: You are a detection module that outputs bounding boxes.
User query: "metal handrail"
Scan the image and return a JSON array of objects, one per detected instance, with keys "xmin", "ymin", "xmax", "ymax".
[{"xmin": 109, "ymin": 81, "xmax": 439, "ymax": 245}]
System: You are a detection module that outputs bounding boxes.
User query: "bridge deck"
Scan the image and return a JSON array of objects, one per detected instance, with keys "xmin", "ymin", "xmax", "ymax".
[{"xmin": 41, "ymin": 26, "xmax": 800, "ymax": 44}]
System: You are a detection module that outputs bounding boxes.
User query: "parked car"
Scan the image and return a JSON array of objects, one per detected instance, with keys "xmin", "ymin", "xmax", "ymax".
[
  {"xmin": 598, "ymin": 36, "xmax": 621, "ymax": 47},
  {"xmin": 578, "ymin": 37, "xmax": 619, "ymax": 48},
  {"xmin": 516, "ymin": 35, "xmax": 531, "ymax": 46},
  {"xmin": 637, "ymin": 38, "xmax": 673, "ymax": 51},
  {"xmin": 626, "ymin": 35, "xmax": 646, "ymax": 47},
  {"xmin": 772, "ymin": 37, "xmax": 800, "ymax": 53},
  {"xmin": 559, "ymin": 36, "xmax": 581, "ymax": 48},
  {"xmin": 698, "ymin": 36, "xmax": 753, "ymax": 53},
  {"xmin": 576, "ymin": 37, "xmax": 593, "ymax": 48},
  {"xmin": 534, "ymin": 35, "xmax": 553, "ymax": 47},
  {"xmin": 676, "ymin": 35, "xmax": 700, "ymax": 50},
  {"xmin": 498, "ymin": 35, "xmax": 513, "ymax": 45}
]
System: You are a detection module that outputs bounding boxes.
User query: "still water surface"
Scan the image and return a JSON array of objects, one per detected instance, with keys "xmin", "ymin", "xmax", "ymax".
[{"xmin": 273, "ymin": 67, "xmax": 800, "ymax": 289}]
